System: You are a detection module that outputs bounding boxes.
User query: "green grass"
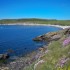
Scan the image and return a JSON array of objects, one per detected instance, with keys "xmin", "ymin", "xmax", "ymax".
[
  {"xmin": 22, "ymin": 29, "xmax": 70, "ymax": 70},
  {"xmin": 23, "ymin": 40, "xmax": 70, "ymax": 70},
  {"xmin": 35, "ymin": 41, "xmax": 70, "ymax": 70},
  {"xmin": 0, "ymin": 18, "xmax": 70, "ymax": 25}
]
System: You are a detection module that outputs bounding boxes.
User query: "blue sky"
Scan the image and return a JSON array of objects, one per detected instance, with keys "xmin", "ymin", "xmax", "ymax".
[{"xmin": 0, "ymin": 0, "xmax": 70, "ymax": 20}]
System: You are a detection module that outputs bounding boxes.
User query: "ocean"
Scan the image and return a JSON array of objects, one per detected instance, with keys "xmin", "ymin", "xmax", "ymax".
[{"xmin": 0, "ymin": 25, "xmax": 62, "ymax": 57}]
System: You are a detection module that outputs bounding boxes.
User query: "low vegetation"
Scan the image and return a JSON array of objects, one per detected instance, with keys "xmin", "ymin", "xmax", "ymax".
[
  {"xmin": 35, "ymin": 41, "xmax": 70, "ymax": 70},
  {"xmin": 31, "ymin": 28, "xmax": 70, "ymax": 70},
  {"xmin": 0, "ymin": 18, "xmax": 70, "ymax": 25}
]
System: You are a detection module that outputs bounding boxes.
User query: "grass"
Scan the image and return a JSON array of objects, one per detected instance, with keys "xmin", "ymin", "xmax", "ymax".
[
  {"xmin": 23, "ymin": 62, "xmax": 36, "ymax": 70},
  {"xmin": 35, "ymin": 41, "xmax": 70, "ymax": 70},
  {"xmin": 23, "ymin": 28, "xmax": 70, "ymax": 70},
  {"xmin": 23, "ymin": 40, "xmax": 70, "ymax": 70},
  {"xmin": 0, "ymin": 18, "xmax": 70, "ymax": 26}
]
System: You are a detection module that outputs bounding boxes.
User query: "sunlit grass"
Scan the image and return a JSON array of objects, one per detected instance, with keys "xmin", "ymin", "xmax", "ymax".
[{"xmin": 35, "ymin": 41, "xmax": 70, "ymax": 70}]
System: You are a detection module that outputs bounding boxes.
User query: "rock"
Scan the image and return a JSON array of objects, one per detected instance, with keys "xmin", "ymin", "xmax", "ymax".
[
  {"xmin": 33, "ymin": 31, "xmax": 61, "ymax": 42},
  {"xmin": 64, "ymin": 28, "xmax": 70, "ymax": 35},
  {"xmin": 0, "ymin": 53, "xmax": 9, "ymax": 60},
  {"xmin": 33, "ymin": 36, "xmax": 43, "ymax": 41},
  {"xmin": 39, "ymin": 46, "xmax": 47, "ymax": 52},
  {"xmin": 0, "ymin": 54, "xmax": 3, "ymax": 59},
  {"xmin": 3, "ymin": 53, "xmax": 9, "ymax": 59},
  {"xmin": 50, "ymin": 34, "xmax": 61, "ymax": 41},
  {"xmin": 33, "ymin": 28, "xmax": 70, "ymax": 42}
]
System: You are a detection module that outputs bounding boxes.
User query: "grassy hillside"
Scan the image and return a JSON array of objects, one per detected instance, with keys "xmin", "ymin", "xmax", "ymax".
[
  {"xmin": 0, "ymin": 18, "xmax": 70, "ymax": 25},
  {"xmin": 35, "ymin": 41, "xmax": 70, "ymax": 70},
  {"xmin": 24, "ymin": 28, "xmax": 70, "ymax": 70}
]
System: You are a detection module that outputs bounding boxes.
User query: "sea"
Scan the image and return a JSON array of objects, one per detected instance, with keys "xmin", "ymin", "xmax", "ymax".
[{"xmin": 0, "ymin": 25, "xmax": 62, "ymax": 58}]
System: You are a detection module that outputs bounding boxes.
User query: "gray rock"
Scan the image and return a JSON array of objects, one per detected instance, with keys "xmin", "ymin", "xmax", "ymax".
[
  {"xmin": 0, "ymin": 53, "xmax": 9, "ymax": 60},
  {"xmin": 51, "ymin": 35, "xmax": 61, "ymax": 41},
  {"xmin": 0, "ymin": 54, "xmax": 3, "ymax": 59}
]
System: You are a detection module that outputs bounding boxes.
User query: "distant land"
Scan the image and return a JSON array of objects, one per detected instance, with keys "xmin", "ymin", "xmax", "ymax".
[{"xmin": 0, "ymin": 18, "xmax": 70, "ymax": 26}]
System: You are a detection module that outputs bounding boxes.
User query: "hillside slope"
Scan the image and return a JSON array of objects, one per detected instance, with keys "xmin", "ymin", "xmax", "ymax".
[{"xmin": 33, "ymin": 28, "xmax": 70, "ymax": 70}]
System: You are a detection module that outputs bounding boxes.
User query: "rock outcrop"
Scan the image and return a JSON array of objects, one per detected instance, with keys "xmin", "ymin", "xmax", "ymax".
[
  {"xmin": 33, "ymin": 32, "xmax": 61, "ymax": 42},
  {"xmin": 33, "ymin": 28, "xmax": 70, "ymax": 42}
]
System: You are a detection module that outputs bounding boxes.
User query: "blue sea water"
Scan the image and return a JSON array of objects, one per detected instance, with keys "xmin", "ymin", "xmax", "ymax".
[{"xmin": 0, "ymin": 25, "xmax": 62, "ymax": 57}]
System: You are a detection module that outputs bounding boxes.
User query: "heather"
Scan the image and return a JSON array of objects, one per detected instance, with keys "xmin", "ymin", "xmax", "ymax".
[{"xmin": 63, "ymin": 37, "xmax": 70, "ymax": 46}]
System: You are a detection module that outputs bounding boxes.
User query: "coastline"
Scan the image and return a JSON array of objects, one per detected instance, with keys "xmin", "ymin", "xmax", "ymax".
[
  {"xmin": 0, "ymin": 23, "xmax": 70, "ymax": 70},
  {"xmin": 0, "ymin": 23, "xmax": 70, "ymax": 29}
]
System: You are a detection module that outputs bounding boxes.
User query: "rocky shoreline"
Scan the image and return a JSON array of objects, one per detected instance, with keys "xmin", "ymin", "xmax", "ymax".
[
  {"xmin": 0, "ymin": 49, "xmax": 45, "ymax": 70},
  {"xmin": 0, "ymin": 27, "xmax": 70, "ymax": 70},
  {"xmin": 33, "ymin": 27, "xmax": 70, "ymax": 70}
]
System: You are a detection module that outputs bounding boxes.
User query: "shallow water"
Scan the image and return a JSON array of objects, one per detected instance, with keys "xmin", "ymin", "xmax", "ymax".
[{"xmin": 0, "ymin": 25, "xmax": 62, "ymax": 57}]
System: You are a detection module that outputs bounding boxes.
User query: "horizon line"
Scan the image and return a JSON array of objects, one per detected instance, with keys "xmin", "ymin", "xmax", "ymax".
[{"xmin": 0, "ymin": 18, "xmax": 70, "ymax": 21}]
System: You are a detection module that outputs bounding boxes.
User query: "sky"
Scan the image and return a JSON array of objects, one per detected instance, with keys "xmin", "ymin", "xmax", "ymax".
[{"xmin": 0, "ymin": 0, "xmax": 70, "ymax": 20}]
